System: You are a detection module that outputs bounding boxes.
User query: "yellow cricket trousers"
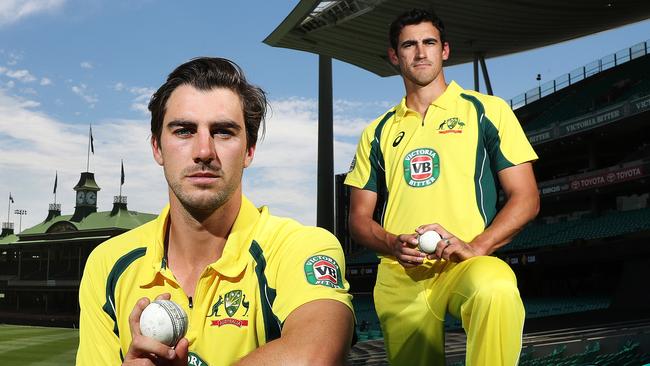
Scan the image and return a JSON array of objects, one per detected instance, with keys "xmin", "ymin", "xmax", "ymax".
[{"xmin": 374, "ymin": 256, "xmax": 525, "ymax": 366}]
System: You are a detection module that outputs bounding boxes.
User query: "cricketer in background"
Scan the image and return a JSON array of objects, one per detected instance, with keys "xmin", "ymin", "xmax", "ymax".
[{"xmin": 346, "ymin": 9, "xmax": 539, "ymax": 366}]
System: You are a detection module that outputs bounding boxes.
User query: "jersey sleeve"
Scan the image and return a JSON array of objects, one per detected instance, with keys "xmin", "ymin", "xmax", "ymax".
[
  {"xmin": 344, "ymin": 122, "xmax": 378, "ymax": 191},
  {"xmin": 484, "ymin": 98, "xmax": 538, "ymax": 171},
  {"xmin": 270, "ymin": 226, "xmax": 353, "ymax": 324},
  {"xmin": 76, "ymin": 250, "xmax": 123, "ymax": 366}
]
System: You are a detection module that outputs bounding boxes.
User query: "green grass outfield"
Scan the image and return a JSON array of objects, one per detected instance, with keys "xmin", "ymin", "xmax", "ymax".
[{"xmin": 0, "ymin": 324, "xmax": 78, "ymax": 365}]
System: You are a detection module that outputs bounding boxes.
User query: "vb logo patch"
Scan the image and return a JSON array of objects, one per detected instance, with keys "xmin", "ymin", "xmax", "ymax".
[
  {"xmin": 403, "ymin": 148, "xmax": 440, "ymax": 187},
  {"xmin": 304, "ymin": 255, "xmax": 343, "ymax": 288}
]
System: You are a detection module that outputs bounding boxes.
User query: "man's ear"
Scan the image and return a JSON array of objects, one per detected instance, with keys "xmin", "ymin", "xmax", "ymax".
[
  {"xmin": 388, "ymin": 47, "xmax": 399, "ymax": 66},
  {"xmin": 151, "ymin": 136, "xmax": 164, "ymax": 166},
  {"xmin": 442, "ymin": 42, "xmax": 450, "ymax": 62},
  {"xmin": 244, "ymin": 144, "xmax": 255, "ymax": 168}
]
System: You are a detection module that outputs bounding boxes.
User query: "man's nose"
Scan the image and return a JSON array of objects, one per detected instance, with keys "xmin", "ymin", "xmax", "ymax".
[
  {"xmin": 415, "ymin": 43, "xmax": 425, "ymax": 59},
  {"xmin": 193, "ymin": 130, "xmax": 216, "ymax": 163}
]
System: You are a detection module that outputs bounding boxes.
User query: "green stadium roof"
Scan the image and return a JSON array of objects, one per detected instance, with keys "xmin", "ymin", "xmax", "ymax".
[
  {"xmin": 0, "ymin": 233, "xmax": 19, "ymax": 245},
  {"xmin": 1, "ymin": 206, "xmax": 156, "ymax": 246}
]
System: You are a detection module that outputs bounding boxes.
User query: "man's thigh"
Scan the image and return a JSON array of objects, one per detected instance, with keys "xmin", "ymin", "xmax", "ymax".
[
  {"xmin": 374, "ymin": 262, "xmax": 447, "ymax": 365},
  {"xmin": 434, "ymin": 256, "xmax": 519, "ymax": 322}
]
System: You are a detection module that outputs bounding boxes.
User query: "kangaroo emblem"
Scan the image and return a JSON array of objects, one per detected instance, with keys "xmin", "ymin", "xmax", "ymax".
[
  {"xmin": 207, "ymin": 295, "xmax": 223, "ymax": 317},
  {"xmin": 438, "ymin": 118, "xmax": 465, "ymax": 131}
]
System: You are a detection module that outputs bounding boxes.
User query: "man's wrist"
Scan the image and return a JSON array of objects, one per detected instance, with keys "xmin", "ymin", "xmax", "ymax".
[
  {"xmin": 468, "ymin": 235, "xmax": 493, "ymax": 256},
  {"xmin": 384, "ymin": 232, "xmax": 398, "ymax": 254}
]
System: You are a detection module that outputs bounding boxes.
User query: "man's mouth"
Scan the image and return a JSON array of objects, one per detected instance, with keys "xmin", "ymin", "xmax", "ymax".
[
  {"xmin": 186, "ymin": 171, "xmax": 220, "ymax": 184},
  {"xmin": 189, "ymin": 172, "xmax": 217, "ymax": 178}
]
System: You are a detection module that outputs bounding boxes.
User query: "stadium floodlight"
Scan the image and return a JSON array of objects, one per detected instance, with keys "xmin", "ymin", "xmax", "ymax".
[
  {"xmin": 298, "ymin": 0, "xmax": 384, "ymax": 33},
  {"xmin": 13, "ymin": 209, "xmax": 27, "ymax": 233}
]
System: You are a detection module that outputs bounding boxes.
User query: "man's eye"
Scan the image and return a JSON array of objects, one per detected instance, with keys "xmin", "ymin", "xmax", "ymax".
[
  {"xmin": 213, "ymin": 129, "xmax": 234, "ymax": 138},
  {"xmin": 174, "ymin": 128, "xmax": 193, "ymax": 136}
]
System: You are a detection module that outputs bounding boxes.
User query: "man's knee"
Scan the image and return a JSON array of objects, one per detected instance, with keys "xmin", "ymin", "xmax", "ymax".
[
  {"xmin": 469, "ymin": 257, "xmax": 522, "ymax": 311},
  {"xmin": 463, "ymin": 255, "xmax": 516, "ymax": 282},
  {"xmin": 447, "ymin": 256, "xmax": 521, "ymax": 316}
]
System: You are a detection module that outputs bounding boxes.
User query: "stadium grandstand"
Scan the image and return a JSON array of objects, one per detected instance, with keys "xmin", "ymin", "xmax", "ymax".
[
  {"xmin": 336, "ymin": 40, "xmax": 650, "ymax": 365},
  {"xmin": 0, "ymin": 171, "xmax": 156, "ymax": 327}
]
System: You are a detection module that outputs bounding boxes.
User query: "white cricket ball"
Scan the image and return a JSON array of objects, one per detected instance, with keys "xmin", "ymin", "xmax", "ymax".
[
  {"xmin": 418, "ymin": 231, "xmax": 442, "ymax": 254},
  {"xmin": 139, "ymin": 299, "xmax": 188, "ymax": 346}
]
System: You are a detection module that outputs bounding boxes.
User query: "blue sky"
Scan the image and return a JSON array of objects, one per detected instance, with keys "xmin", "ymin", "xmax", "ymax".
[{"xmin": 1, "ymin": 0, "xmax": 649, "ymax": 230}]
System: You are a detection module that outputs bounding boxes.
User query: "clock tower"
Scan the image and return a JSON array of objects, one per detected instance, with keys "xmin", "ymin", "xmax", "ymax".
[{"xmin": 71, "ymin": 172, "xmax": 101, "ymax": 222}]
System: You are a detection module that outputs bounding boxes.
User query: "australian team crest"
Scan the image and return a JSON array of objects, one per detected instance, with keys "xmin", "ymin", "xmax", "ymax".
[
  {"xmin": 225, "ymin": 290, "xmax": 242, "ymax": 317},
  {"xmin": 403, "ymin": 148, "xmax": 440, "ymax": 187},
  {"xmin": 438, "ymin": 117, "xmax": 465, "ymax": 134},
  {"xmin": 304, "ymin": 255, "xmax": 343, "ymax": 289},
  {"xmin": 208, "ymin": 289, "xmax": 250, "ymax": 327}
]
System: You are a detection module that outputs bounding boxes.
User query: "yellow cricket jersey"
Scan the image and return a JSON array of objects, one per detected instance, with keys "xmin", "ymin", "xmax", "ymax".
[
  {"xmin": 77, "ymin": 195, "xmax": 352, "ymax": 366},
  {"xmin": 345, "ymin": 81, "xmax": 537, "ymax": 249}
]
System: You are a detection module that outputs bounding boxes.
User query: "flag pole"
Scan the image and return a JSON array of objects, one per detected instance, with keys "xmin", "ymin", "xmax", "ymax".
[
  {"xmin": 119, "ymin": 159, "xmax": 125, "ymax": 198},
  {"xmin": 86, "ymin": 125, "xmax": 91, "ymax": 172},
  {"xmin": 53, "ymin": 171, "xmax": 58, "ymax": 205},
  {"xmin": 7, "ymin": 193, "xmax": 11, "ymax": 224}
]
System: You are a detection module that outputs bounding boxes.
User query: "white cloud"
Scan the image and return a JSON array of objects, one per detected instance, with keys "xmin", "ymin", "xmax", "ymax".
[
  {"xmin": 113, "ymin": 83, "xmax": 154, "ymax": 115},
  {"xmin": 5, "ymin": 51, "xmax": 22, "ymax": 65},
  {"xmin": 0, "ymin": 89, "xmax": 167, "ymax": 230},
  {"xmin": 4, "ymin": 80, "xmax": 15, "ymax": 88},
  {"xmin": 131, "ymin": 102, "xmax": 149, "ymax": 114},
  {"xmin": 80, "ymin": 61, "xmax": 93, "ymax": 69},
  {"xmin": 0, "ymin": 0, "xmax": 66, "ymax": 27},
  {"xmin": 40, "ymin": 77, "xmax": 52, "ymax": 86},
  {"xmin": 5, "ymin": 68, "xmax": 36, "ymax": 82},
  {"xmin": 0, "ymin": 91, "xmax": 376, "ymax": 230},
  {"xmin": 20, "ymin": 87, "xmax": 37, "ymax": 95},
  {"xmin": 71, "ymin": 83, "xmax": 98, "ymax": 107},
  {"xmin": 244, "ymin": 97, "xmax": 372, "ymax": 224}
]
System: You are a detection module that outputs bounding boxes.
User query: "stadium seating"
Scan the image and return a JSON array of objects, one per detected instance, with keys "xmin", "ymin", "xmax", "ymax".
[
  {"xmin": 352, "ymin": 294, "xmax": 383, "ymax": 340},
  {"xmin": 352, "ymin": 294, "xmax": 611, "ymax": 339},
  {"xmin": 524, "ymin": 296, "xmax": 611, "ymax": 318},
  {"xmin": 449, "ymin": 340, "xmax": 649, "ymax": 366},
  {"xmin": 503, "ymin": 207, "xmax": 650, "ymax": 252},
  {"xmin": 523, "ymin": 56, "xmax": 650, "ymax": 134}
]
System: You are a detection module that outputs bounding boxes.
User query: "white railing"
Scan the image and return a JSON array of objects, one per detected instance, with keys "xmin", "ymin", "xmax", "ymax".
[{"xmin": 509, "ymin": 40, "xmax": 649, "ymax": 109}]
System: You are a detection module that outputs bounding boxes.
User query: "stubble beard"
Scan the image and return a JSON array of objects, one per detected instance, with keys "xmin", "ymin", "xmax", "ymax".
[
  {"xmin": 405, "ymin": 66, "xmax": 437, "ymax": 87},
  {"xmin": 397, "ymin": 57, "xmax": 440, "ymax": 87},
  {"xmin": 166, "ymin": 166, "xmax": 242, "ymax": 220}
]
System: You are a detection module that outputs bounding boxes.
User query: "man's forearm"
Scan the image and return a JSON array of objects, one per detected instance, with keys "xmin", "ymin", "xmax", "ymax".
[
  {"xmin": 349, "ymin": 213, "xmax": 396, "ymax": 256},
  {"xmin": 235, "ymin": 300, "xmax": 352, "ymax": 366},
  {"xmin": 470, "ymin": 190, "xmax": 539, "ymax": 255}
]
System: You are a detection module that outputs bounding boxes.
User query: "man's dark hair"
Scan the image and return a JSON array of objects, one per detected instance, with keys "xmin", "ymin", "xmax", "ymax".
[
  {"xmin": 149, "ymin": 57, "xmax": 267, "ymax": 149},
  {"xmin": 389, "ymin": 9, "xmax": 446, "ymax": 51}
]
